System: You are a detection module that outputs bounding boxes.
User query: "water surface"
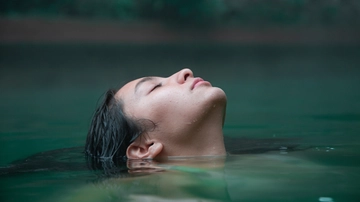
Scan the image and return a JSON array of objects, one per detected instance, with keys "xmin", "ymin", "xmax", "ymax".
[{"xmin": 0, "ymin": 44, "xmax": 359, "ymax": 201}]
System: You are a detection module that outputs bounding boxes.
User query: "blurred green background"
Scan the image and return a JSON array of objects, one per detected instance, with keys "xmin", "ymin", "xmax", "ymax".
[{"xmin": 1, "ymin": 0, "xmax": 360, "ymax": 26}]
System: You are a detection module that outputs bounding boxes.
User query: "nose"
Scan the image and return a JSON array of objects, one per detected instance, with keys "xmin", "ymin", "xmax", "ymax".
[{"xmin": 175, "ymin": 68, "xmax": 193, "ymax": 84}]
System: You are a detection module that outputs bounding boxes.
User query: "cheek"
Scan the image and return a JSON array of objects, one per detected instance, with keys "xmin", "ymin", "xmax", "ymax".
[
  {"xmin": 148, "ymin": 91, "xmax": 182, "ymax": 116},
  {"xmin": 139, "ymin": 91, "xmax": 189, "ymax": 121}
]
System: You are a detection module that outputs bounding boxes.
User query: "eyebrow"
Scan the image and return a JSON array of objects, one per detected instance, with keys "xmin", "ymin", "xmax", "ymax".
[{"xmin": 135, "ymin": 77, "xmax": 155, "ymax": 93}]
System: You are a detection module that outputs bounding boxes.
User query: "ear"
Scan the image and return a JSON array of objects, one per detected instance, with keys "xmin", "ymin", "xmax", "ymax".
[{"xmin": 126, "ymin": 141, "xmax": 163, "ymax": 159}]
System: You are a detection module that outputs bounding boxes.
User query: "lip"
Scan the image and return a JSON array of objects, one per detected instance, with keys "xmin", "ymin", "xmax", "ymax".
[{"xmin": 191, "ymin": 77, "xmax": 210, "ymax": 90}]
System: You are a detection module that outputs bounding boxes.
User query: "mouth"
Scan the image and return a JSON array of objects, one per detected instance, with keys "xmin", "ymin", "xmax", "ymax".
[{"xmin": 191, "ymin": 77, "xmax": 210, "ymax": 90}]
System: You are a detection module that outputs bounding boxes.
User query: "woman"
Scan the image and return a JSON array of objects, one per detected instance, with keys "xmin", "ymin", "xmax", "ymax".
[
  {"xmin": 2, "ymin": 69, "xmax": 300, "ymax": 176},
  {"xmin": 85, "ymin": 68, "xmax": 227, "ymax": 160}
]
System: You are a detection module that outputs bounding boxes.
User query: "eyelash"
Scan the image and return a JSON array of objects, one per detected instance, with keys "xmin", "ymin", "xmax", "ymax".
[{"xmin": 150, "ymin": 83, "xmax": 162, "ymax": 92}]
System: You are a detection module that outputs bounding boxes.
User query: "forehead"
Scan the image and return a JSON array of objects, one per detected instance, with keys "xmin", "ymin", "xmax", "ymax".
[{"xmin": 115, "ymin": 78, "xmax": 141, "ymax": 101}]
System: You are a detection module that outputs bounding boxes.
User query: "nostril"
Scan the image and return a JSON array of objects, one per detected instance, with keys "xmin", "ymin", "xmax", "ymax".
[
  {"xmin": 184, "ymin": 73, "xmax": 190, "ymax": 81},
  {"xmin": 177, "ymin": 68, "xmax": 193, "ymax": 84}
]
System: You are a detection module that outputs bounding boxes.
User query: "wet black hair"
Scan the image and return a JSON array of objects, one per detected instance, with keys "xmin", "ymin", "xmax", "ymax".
[{"xmin": 85, "ymin": 89, "xmax": 143, "ymax": 160}]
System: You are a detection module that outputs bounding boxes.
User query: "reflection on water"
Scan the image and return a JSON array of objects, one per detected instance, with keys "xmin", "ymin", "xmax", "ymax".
[
  {"xmin": 1, "ymin": 142, "xmax": 360, "ymax": 202},
  {"xmin": 0, "ymin": 44, "xmax": 360, "ymax": 201}
]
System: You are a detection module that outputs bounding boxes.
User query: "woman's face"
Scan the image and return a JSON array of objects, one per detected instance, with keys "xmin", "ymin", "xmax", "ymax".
[{"xmin": 115, "ymin": 69, "xmax": 227, "ymax": 156}]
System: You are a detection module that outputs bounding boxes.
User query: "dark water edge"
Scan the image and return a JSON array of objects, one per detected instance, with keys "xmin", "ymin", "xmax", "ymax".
[
  {"xmin": 1, "ymin": 44, "xmax": 359, "ymax": 82},
  {"xmin": 1, "ymin": 44, "xmax": 359, "ymax": 97}
]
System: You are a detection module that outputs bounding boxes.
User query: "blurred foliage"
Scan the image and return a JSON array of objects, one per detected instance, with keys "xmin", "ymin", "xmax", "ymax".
[
  {"xmin": 0, "ymin": 0, "xmax": 137, "ymax": 19},
  {"xmin": 1, "ymin": 0, "xmax": 360, "ymax": 26},
  {"xmin": 137, "ymin": 0, "xmax": 225, "ymax": 25}
]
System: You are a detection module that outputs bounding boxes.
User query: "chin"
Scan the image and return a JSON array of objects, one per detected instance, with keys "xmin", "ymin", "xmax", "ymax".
[
  {"xmin": 201, "ymin": 87, "xmax": 227, "ymax": 111},
  {"xmin": 211, "ymin": 87, "xmax": 227, "ymax": 104}
]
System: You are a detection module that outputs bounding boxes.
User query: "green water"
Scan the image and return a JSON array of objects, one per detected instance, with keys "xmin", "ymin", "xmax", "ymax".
[{"xmin": 0, "ymin": 44, "xmax": 360, "ymax": 201}]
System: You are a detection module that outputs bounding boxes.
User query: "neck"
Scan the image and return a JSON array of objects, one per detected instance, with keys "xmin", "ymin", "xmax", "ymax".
[
  {"xmin": 190, "ymin": 116, "xmax": 227, "ymax": 156},
  {"xmin": 160, "ymin": 104, "xmax": 227, "ymax": 157}
]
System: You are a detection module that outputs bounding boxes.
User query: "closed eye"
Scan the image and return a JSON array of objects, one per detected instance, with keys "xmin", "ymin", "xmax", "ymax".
[{"xmin": 150, "ymin": 83, "xmax": 162, "ymax": 93}]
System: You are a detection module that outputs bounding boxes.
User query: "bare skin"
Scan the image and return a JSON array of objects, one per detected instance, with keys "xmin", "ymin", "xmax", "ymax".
[{"xmin": 115, "ymin": 69, "xmax": 227, "ymax": 159}]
